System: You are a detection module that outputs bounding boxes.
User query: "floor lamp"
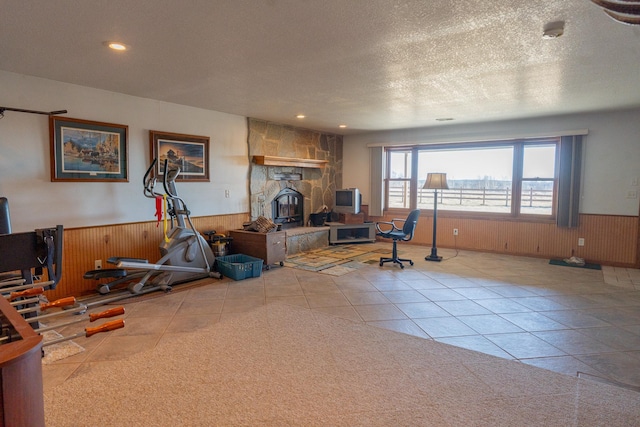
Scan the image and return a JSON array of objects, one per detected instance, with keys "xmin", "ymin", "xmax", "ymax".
[{"xmin": 423, "ymin": 173, "xmax": 448, "ymax": 262}]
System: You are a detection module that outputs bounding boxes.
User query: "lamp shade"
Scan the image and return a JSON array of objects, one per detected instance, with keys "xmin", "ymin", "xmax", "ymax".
[{"xmin": 423, "ymin": 173, "xmax": 449, "ymax": 190}]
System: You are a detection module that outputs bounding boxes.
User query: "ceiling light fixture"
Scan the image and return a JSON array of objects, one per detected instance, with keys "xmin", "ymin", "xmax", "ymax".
[
  {"xmin": 296, "ymin": 114, "xmax": 305, "ymax": 119},
  {"xmin": 590, "ymin": 0, "xmax": 640, "ymax": 26},
  {"xmin": 435, "ymin": 118, "xmax": 454, "ymax": 121},
  {"xmin": 104, "ymin": 41, "xmax": 129, "ymax": 51},
  {"xmin": 339, "ymin": 124, "xmax": 347, "ymax": 128},
  {"xmin": 542, "ymin": 21, "xmax": 565, "ymax": 39}
]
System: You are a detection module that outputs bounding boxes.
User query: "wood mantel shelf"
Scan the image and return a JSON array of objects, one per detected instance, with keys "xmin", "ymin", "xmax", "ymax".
[{"xmin": 252, "ymin": 155, "xmax": 328, "ymax": 168}]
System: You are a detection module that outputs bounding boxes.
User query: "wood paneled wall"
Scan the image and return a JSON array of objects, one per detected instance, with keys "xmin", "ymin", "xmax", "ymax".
[
  {"xmin": 46, "ymin": 211, "xmax": 637, "ymax": 299},
  {"xmin": 47, "ymin": 213, "xmax": 249, "ymax": 300},
  {"xmin": 377, "ymin": 213, "xmax": 637, "ymax": 268}
]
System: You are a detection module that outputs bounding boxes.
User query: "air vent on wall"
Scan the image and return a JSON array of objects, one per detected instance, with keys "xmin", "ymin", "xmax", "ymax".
[{"xmin": 274, "ymin": 173, "xmax": 302, "ymax": 181}]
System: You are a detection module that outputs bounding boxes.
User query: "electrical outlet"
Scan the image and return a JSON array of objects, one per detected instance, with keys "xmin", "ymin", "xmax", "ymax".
[
  {"xmin": 95, "ymin": 259, "xmax": 102, "ymax": 270},
  {"xmin": 453, "ymin": 228, "xmax": 459, "ymax": 236},
  {"xmin": 578, "ymin": 238, "xmax": 585, "ymax": 247},
  {"xmin": 224, "ymin": 189, "xmax": 230, "ymax": 198}
]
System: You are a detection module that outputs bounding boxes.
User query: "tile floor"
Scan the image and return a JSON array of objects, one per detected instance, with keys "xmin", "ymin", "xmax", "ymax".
[{"xmin": 43, "ymin": 243, "xmax": 640, "ymax": 392}]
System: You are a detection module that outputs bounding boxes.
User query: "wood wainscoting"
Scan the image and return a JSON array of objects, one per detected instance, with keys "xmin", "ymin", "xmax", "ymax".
[
  {"xmin": 46, "ymin": 211, "xmax": 637, "ymax": 299},
  {"xmin": 46, "ymin": 213, "xmax": 249, "ymax": 300},
  {"xmin": 377, "ymin": 213, "xmax": 638, "ymax": 268}
]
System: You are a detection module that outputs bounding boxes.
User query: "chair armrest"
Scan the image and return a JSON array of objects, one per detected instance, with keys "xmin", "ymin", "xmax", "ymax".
[
  {"xmin": 375, "ymin": 221, "xmax": 399, "ymax": 233},
  {"xmin": 389, "ymin": 218, "xmax": 407, "ymax": 230}
]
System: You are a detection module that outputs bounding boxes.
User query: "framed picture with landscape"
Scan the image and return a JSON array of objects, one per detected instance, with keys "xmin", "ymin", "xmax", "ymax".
[
  {"xmin": 149, "ymin": 130, "xmax": 209, "ymax": 182},
  {"xmin": 49, "ymin": 116, "xmax": 128, "ymax": 182}
]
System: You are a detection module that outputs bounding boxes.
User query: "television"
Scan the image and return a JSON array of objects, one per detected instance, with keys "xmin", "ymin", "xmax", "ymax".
[{"xmin": 334, "ymin": 188, "xmax": 361, "ymax": 214}]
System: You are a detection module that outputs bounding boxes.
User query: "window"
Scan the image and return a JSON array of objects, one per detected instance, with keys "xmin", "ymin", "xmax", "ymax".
[
  {"xmin": 386, "ymin": 150, "xmax": 413, "ymax": 209},
  {"xmin": 520, "ymin": 144, "xmax": 557, "ymax": 215},
  {"xmin": 418, "ymin": 146, "xmax": 515, "ymax": 214},
  {"xmin": 385, "ymin": 138, "xmax": 558, "ymax": 218}
]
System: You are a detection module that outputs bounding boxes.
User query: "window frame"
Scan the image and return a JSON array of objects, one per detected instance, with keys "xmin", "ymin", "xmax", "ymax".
[
  {"xmin": 383, "ymin": 138, "xmax": 560, "ymax": 221},
  {"xmin": 385, "ymin": 149, "xmax": 415, "ymax": 210}
]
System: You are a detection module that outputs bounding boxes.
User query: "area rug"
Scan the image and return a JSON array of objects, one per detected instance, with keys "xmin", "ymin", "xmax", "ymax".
[
  {"xmin": 44, "ymin": 303, "xmax": 640, "ymax": 426},
  {"xmin": 549, "ymin": 259, "xmax": 602, "ymax": 270},
  {"xmin": 41, "ymin": 329, "xmax": 85, "ymax": 364},
  {"xmin": 284, "ymin": 244, "xmax": 390, "ymax": 276}
]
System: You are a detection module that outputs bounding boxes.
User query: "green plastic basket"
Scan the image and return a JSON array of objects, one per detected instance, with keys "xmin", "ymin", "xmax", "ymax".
[{"xmin": 215, "ymin": 254, "xmax": 264, "ymax": 280}]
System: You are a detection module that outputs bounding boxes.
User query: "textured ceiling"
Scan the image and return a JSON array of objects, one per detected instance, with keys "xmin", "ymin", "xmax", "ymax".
[{"xmin": 1, "ymin": 0, "xmax": 639, "ymax": 134}]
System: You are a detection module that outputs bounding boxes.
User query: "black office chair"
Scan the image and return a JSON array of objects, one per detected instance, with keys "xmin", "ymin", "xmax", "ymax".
[{"xmin": 375, "ymin": 209, "xmax": 420, "ymax": 269}]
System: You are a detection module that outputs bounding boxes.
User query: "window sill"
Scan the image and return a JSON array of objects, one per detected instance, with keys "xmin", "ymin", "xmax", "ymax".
[{"xmin": 385, "ymin": 208, "xmax": 556, "ymax": 224}]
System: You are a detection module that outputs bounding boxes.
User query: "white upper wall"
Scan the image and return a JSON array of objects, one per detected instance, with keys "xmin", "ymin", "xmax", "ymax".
[
  {"xmin": 0, "ymin": 71, "xmax": 249, "ymax": 232},
  {"xmin": 3, "ymin": 70, "xmax": 638, "ymax": 232},
  {"xmin": 343, "ymin": 109, "xmax": 640, "ymax": 216}
]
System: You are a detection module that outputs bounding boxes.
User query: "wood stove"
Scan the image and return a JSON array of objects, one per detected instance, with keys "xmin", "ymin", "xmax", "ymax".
[{"xmin": 271, "ymin": 188, "xmax": 303, "ymax": 229}]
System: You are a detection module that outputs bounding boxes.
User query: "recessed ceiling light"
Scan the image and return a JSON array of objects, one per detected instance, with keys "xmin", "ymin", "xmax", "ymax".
[
  {"xmin": 104, "ymin": 41, "xmax": 129, "ymax": 51},
  {"xmin": 296, "ymin": 114, "xmax": 306, "ymax": 119},
  {"xmin": 542, "ymin": 21, "xmax": 565, "ymax": 39},
  {"xmin": 339, "ymin": 124, "xmax": 347, "ymax": 128}
]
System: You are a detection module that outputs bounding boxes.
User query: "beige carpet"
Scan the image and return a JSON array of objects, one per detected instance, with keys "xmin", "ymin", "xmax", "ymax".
[{"xmin": 44, "ymin": 303, "xmax": 640, "ymax": 426}]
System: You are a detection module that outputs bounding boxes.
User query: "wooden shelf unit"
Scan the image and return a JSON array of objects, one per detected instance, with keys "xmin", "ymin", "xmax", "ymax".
[
  {"xmin": 0, "ymin": 296, "xmax": 45, "ymax": 427},
  {"xmin": 327, "ymin": 222, "xmax": 376, "ymax": 245}
]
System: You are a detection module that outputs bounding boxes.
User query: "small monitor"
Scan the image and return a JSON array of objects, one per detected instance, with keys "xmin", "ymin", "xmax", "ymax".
[{"xmin": 334, "ymin": 188, "xmax": 361, "ymax": 214}]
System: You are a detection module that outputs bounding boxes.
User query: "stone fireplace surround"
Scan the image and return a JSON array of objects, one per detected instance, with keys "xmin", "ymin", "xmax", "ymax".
[
  {"xmin": 247, "ymin": 118, "xmax": 343, "ymax": 253},
  {"xmin": 248, "ymin": 119, "xmax": 342, "ymax": 225}
]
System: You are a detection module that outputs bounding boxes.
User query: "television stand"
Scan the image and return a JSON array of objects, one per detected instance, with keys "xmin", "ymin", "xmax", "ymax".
[{"xmin": 327, "ymin": 222, "xmax": 376, "ymax": 245}]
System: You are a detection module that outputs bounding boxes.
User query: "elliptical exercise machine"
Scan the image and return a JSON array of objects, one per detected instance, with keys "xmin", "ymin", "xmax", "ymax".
[{"xmin": 84, "ymin": 158, "xmax": 220, "ymax": 295}]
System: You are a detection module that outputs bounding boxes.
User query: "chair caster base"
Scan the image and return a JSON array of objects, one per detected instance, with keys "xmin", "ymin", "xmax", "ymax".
[{"xmin": 379, "ymin": 257, "xmax": 413, "ymax": 269}]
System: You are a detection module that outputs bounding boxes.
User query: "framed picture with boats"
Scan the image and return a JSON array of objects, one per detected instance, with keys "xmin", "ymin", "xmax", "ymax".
[
  {"xmin": 49, "ymin": 116, "xmax": 128, "ymax": 182},
  {"xmin": 149, "ymin": 130, "xmax": 209, "ymax": 182}
]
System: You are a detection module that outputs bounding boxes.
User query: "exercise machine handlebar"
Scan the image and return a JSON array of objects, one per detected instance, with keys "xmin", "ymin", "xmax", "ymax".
[
  {"xmin": 7, "ymin": 287, "xmax": 44, "ymax": 301},
  {"xmin": 0, "ymin": 280, "xmax": 54, "ymax": 295},
  {"xmin": 37, "ymin": 306, "xmax": 125, "ymax": 334},
  {"xmin": 16, "ymin": 296, "xmax": 76, "ymax": 315},
  {"xmin": 89, "ymin": 306, "xmax": 125, "ymax": 322},
  {"xmin": 86, "ymin": 319, "xmax": 125, "ymax": 337},
  {"xmin": 41, "ymin": 296, "xmax": 76, "ymax": 311},
  {"xmin": 143, "ymin": 158, "xmax": 159, "ymax": 199},
  {"xmin": 162, "ymin": 159, "xmax": 179, "ymax": 199},
  {"xmin": 43, "ymin": 319, "xmax": 125, "ymax": 346},
  {"xmin": 0, "ymin": 307, "xmax": 126, "ymax": 343}
]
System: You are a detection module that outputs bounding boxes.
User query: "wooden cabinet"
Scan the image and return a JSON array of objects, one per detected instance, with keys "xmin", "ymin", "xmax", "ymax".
[
  {"xmin": 0, "ymin": 296, "xmax": 45, "ymax": 427},
  {"xmin": 228, "ymin": 230, "xmax": 286, "ymax": 269}
]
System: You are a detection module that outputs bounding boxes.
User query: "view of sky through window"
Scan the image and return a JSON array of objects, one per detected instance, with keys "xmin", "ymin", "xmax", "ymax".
[{"xmin": 418, "ymin": 147, "xmax": 513, "ymax": 186}]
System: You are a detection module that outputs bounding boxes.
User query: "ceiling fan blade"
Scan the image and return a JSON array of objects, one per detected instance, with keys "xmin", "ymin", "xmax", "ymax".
[
  {"xmin": 591, "ymin": 0, "xmax": 640, "ymax": 15},
  {"xmin": 604, "ymin": 9, "xmax": 640, "ymax": 24}
]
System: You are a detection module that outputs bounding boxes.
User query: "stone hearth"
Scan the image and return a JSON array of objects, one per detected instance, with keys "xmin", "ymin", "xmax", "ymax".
[{"xmin": 285, "ymin": 226, "xmax": 330, "ymax": 255}]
